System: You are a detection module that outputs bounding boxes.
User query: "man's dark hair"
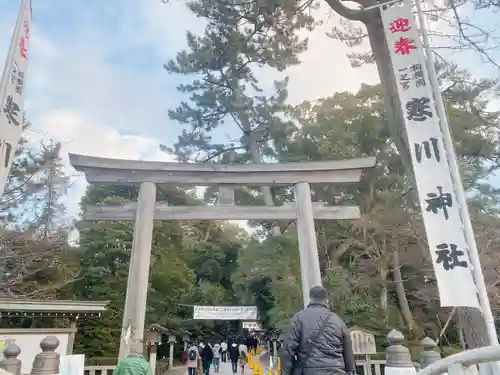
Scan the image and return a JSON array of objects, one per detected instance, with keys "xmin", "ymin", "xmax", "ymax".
[{"xmin": 309, "ymin": 285, "xmax": 327, "ymax": 301}]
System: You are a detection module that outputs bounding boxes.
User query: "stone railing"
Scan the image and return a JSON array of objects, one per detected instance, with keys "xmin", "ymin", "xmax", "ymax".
[
  {"xmin": 376, "ymin": 330, "xmax": 499, "ymax": 375},
  {"xmin": 354, "ymin": 358, "xmax": 386, "ymax": 375},
  {"xmin": 266, "ymin": 330, "xmax": 499, "ymax": 375},
  {"xmin": 83, "ymin": 365, "xmax": 115, "ymax": 375},
  {"xmin": 4, "ymin": 332, "xmax": 500, "ymax": 375},
  {"xmin": 0, "ymin": 336, "xmax": 60, "ymax": 375}
]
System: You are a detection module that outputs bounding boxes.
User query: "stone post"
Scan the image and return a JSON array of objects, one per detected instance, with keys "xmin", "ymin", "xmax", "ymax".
[
  {"xmin": 31, "ymin": 336, "xmax": 60, "ymax": 375},
  {"xmin": 385, "ymin": 330, "xmax": 416, "ymax": 375},
  {"xmin": 271, "ymin": 335, "xmax": 277, "ymax": 360},
  {"xmin": 168, "ymin": 335, "xmax": 176, "ymax": 370},
  {"xmin": 183, "ymin": 334, "xmax": 190, "ymax": 352},
  {"xmin": 294, "ymin": 182, "xmax": 322, "ymax": 307},
  {"xmin": 146, "ymin": 328, "xmax": 162, "ymax": 375},
  {"xmin": 149, "ymin": 344, "xmax": 157, "ymax": 375},
  {"xmin": 420, "ymin": 337, "xmax": 441, "ymax": 369},
  {"xmin": 0, "ymin": 343, "xmax": 21, "ymax": 375},
  {"xmin": 119, "ymin": 181, "xmax": 157, "ymax": 359}
]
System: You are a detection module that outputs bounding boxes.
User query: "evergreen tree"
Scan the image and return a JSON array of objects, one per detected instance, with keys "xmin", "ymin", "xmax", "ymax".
[
  {"xmin": 0, "ymin": 123, "xmax": 75, "ymax": 300},
  {"xmin": 73, "ymin": 184, "xmax": 246, "ymax": 356},
  {"xmin": 163, "ymin": 0, "xmax": 316, "ymax": 234}
]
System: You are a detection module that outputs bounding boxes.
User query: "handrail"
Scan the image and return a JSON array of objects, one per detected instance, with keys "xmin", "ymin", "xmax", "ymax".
[{"xmin": 418, "ymin": 345, "xmax": 500, "ymax": 375}]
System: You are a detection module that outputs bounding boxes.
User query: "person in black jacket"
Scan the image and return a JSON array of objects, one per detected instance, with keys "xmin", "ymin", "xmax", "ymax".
[
  {"xmin": 228, "ymin": 342, "xmax": 240, "ymax": 375},
  {"xmin": 279, "ymin": 286, "xmax": 356, "ymax": 375},
  {"xmin": 200, "ymin": 342, "xmax": 214, "ymax": 375}
]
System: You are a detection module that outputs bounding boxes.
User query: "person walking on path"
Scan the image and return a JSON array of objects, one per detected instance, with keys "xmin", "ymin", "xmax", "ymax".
[
  {"xmin": 228, "ymin": 343, "xmax": 239, "ymax": 375},
  {"xmin": 187, "ymin": 343, "xmax": 201, "ymax": 375},
  {"xmin": 213, "ymin": 343, "xmax": 222, "ymax": 372},
  {"xmin": 201, "ymin": 341, "xmax": 215, "ymax": 375},
  {"xmin": 238, "ymin": 345, "xmax": 247, "ymax": 374},
  {"xmin": 113, "ymin": 340, "xmax": 151, "ymax": 375},
  {"xmin": 238, "ymin": 342, "xmax": 247, "ymax": 359},
  {"xmin": 221, "ymin": 341, "xmax": 228, "ymax": 363},
  {"xmin": 279, "ymin": 286, "xmax": 356, "ymax": 375}
]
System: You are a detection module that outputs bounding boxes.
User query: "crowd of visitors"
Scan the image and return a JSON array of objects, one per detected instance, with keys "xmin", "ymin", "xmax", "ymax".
[
  {"xmin": 185, "ymin": 334, "xmax": 258, "ymax": 375},
  {"xmin": 114, "ymin": 286, "xmax": 355, "ymax": 375}
]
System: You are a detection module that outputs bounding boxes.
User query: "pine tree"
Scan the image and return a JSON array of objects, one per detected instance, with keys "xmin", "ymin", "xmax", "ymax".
[
  {"xmin": 0, "ymin": 123, "xmax": 75, "ymax": 299},
  {"xmin": 163, "ymin": 0, "xmax": 316, "ymax": 235}
]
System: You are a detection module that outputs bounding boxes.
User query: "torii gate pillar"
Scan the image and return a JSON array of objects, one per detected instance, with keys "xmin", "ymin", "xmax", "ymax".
[
  {"xmin": 119, "ymin": 182, "xmax": 156, "ymax": 359},
  {"xmin": 295, "ymin": 182, "xmax": 322, "ymax": 307}
]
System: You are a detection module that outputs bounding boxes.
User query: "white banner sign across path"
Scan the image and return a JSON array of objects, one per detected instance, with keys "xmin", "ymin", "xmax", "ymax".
[
  {"xmin": 380, "ymin": 1, "xmax": 479, "ymax": 307},
  {"xmin": 193, "ymin": 306, "xmax": 258, "ymax": 320},
  {"xmin": 0, "ymin": 0, "xmax": 31, "ymax": 196}
]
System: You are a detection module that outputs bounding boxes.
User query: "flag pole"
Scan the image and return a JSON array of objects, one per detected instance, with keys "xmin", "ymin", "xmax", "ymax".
[{"xmin": 414, "ymin": 0, "xmax": 499, "ymax": 346}]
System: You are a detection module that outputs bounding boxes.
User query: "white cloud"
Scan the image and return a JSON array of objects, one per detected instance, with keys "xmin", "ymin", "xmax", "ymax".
[
  {"xmin": 130, "ymin": 0, "xmax": 205, "ymax": 56},
  {"xmin": 33, "ymin": 110, "xmax": 170, "ymax": 162},
  {"xmin": 26, "ymin": 109, "xmax": 175, "ymax": 219},
  {"xmin": 285, "ymin": 12, "xmax": 379, "ymax": 103}
]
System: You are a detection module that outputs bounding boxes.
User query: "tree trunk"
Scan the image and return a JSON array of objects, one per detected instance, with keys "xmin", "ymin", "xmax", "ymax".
[
  {"xmin": 379, "ymin": 264, "xmax": 389, "ymax": 324},
  {"xmin": 392, "ymin": 248, "xmax": 414, "ymax": 330},
  {"xmin": 247, "ymin": 134, "xmax": 282, "ymax": 236},
  {"xmin": 233, "ymin": 84, "xmax": 281, "ymax": 236}
]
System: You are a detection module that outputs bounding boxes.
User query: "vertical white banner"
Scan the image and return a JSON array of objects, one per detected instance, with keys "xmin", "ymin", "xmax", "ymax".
[
  {"xmin": 0, "ymin": 0, "xmax": 31, "ymax": 196},
  {"xmin": 380, "ymin": 1, "xmax": 479, "ymax": 307}
]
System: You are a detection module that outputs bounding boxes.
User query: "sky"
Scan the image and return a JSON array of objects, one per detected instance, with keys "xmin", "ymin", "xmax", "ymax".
[{"xmin": 0, "ymin": 0, "xmax": 498, "ymax": 220}]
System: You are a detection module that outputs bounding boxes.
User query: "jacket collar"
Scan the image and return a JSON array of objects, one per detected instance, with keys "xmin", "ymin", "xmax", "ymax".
[{"xmin": 307, "ymin": 301, "xmax": 329, "ymax": 309}]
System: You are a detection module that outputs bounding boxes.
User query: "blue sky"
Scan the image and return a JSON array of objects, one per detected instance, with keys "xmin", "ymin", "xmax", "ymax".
[{"xmin": 0, "ymin": 0, "xmax": 497, "ymax": 219}]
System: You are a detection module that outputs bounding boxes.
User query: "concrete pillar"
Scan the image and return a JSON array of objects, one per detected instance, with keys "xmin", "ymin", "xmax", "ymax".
[
  {"xmin": 420, "ymin": 337, "xmax": 441, "ymax": 369},
  {"xmin": 385, "ymin": 330, "xmax": 416, "ymax": 375},
  {"xmin": 149, "ymin": 344, "xmax": 157, "ymax": 375},
  {"xmin": 31, "ymin": 336, "xmax": 60, "ymax": 375},
  {"xmin": 66, "ymin": 320, "xmax": 77, "ymax": 354},
  {"xmin": 169, "ymin": 343, "xmax": 175, "ymax": 369},
  {"xmin": 294, "ymin": 182, "xmax": 322, "ymax": 307},
  {"xmin": 1, "ymin": 343, "xmax": 21, "ymax": 375},
  {"xmin": 168, "ymin": 335, "xmax": 176, "ymax": 370},
  {"xmin": 119, "ymin": 182, "xmax": 157, "ymax": 359}
]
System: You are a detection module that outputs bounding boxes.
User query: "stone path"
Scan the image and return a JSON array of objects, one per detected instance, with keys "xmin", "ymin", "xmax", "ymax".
[
  {"xmin": 174, "ymin": 361, "xmax": 239, "ymax": 375},
  {"xmin": 217, "ymin": 361, "xmax": 238, "ymax": 375},
  {"xmin": 174, "ymin": 352, "xmax": 269, "ymax": 375}
]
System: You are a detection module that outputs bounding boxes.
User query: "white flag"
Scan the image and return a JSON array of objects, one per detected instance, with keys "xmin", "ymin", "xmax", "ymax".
[
  {"xmin": 380, "ymin": 1, "xmax": 479, "ymax": 307},
  {"xmin": 0, "ymin": 0, "xmax": 32, "ymax": 196}
]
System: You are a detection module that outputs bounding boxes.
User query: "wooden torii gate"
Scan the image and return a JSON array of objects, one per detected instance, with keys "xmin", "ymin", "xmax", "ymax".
[{"xmin": 69, "ymin": 154, "xmax": 375, "ymax": 359}]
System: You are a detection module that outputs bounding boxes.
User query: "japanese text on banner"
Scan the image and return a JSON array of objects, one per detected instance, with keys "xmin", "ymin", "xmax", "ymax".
[
  {"xmin": 0, "ymin": 0, "xmax": 31, "ymax": 196},
  {"xmin": 380, "ymin": 1, "xmax": 478, "ymax": 308},
  {"xmin": 193, "ymin": 305, "xmax": 258, "ymax": 320}
]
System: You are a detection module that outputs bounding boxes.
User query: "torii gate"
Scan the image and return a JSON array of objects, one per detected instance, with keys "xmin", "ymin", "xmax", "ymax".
[{"xmin": 69, "ymin": 154, "xmax": 375, "ymax": 359}]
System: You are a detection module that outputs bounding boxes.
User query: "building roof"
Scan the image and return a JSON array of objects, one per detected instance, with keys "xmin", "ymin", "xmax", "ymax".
[{"xmin": 0, "ymin": 298, "xmax": 109, "ymax": 318}]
